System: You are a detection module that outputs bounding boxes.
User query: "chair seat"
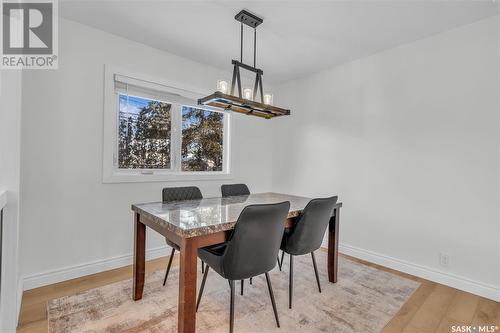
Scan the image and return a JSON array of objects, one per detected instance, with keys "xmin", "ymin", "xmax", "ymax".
[
  {"xmin": 165, "ymin": 238, "xmax": 180, "ymax": 251},
  {"xmin": 280, "ymin": 229, "xmax": 294, "ymax": 254},
  {"xmin": 281, "ymin": 210, "xmax": 336, "ymax": 256},
  {"xmin": 197, "ymin": 243, "xmax": 227, "ymax": 277},
  {"xmin": 280, "ymin": 228, "xmax": 319, "ymax": 256}
]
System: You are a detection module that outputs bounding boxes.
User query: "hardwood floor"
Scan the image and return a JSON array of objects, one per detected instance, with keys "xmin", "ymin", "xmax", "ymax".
[{"xmin": 17, "ymin": 251, "xmax": 499, "ymax": 333}]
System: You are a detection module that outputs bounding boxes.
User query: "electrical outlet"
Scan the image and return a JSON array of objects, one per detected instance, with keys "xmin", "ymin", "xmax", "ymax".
[{"xmin": 439, "ymin": 253, "xmax": 450, "ymax": 268}]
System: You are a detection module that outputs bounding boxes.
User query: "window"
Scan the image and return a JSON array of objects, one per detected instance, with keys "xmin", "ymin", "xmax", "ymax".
[
  {"xmin": 118, "ymin": 95, "xmax": 172, "ymax": 169},
  {"xmin": 103, "ymin": 66, "xmax": 231, "ymax": 183},
  {"xmin": 182, "ymin": 106, "xmax": 224, "ymax": 172}
]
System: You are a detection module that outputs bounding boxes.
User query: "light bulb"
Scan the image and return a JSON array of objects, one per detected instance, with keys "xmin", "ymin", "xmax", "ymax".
[
  {"xmin": 243, "ymin": 88, "xmax": 253, "ymax": 100},
  {"xmin": 264, "ymin": 93, "xmax": 273, "ymax": 105},
  {"xmin": 216, "ymin": 80, "xmax": 229, "ymax": 94}
]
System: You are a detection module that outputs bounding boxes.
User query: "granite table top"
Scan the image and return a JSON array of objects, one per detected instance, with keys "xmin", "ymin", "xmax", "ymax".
[{"xmin": 132, "ymin": 192, "xmax": 341, "ymax": 238}]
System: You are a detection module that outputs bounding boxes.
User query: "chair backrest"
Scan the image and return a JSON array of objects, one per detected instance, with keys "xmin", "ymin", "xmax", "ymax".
[
  {"xmin": 285, "ymin": 196, "xmax": 338, "ymax": 255},
  {"xmin": 221, "ymin": 184, "xmax": 250, "ymax": 197},
  {"xmin": 221, "ymin": 201, "xmax": 290, "ymax": 280},
  {"xmin": 162, "ymin": 186, "xmax": 203, "ymax": 203}
]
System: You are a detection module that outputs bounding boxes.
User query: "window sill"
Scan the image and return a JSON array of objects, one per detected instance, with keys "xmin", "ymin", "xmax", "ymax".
[{"xmin": 102, "ymin": 171, "xmax": 233, "ymax": 184}]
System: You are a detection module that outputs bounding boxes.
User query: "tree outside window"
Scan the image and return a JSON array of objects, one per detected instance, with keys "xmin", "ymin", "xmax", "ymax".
[
  {"xmin": 118, "ymin": 95, "xmax": 171, "ymax": 169},
  {"xmin": 117, "ymin": 96, "xmax": 224, "ymax": 172},
  {"xmin": 181, "ymin": 106, "xmax": 223, "ymax": 172}
]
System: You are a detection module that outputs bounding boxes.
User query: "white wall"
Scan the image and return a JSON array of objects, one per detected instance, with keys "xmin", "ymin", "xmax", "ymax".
[
  {"xmin": 0, "ymin": 71, "xmax": 23, "ymax": 332},
  {"xmin": 20, "ymin": 19, "xmax": 274, "ymax": 286},
  {"xmin": 273, "ymin": 16, "xmax": 500, "ymax": 300}
]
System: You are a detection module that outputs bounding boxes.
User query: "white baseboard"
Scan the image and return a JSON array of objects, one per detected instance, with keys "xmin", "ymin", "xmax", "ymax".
[
  {"xmin": 22, "ymin": 242, "xmax": 500, "ymax": 302},
  {"xmin": 23, "ymin": 245, "xmax": 170, "ymax": 291},
  {"xmin": 335, "ymin": 243, "xmax": 500, "ymax": 302}
]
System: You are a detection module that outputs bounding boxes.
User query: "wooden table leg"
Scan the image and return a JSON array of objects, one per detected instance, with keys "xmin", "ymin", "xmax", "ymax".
[
  {"xmin": 178, "ymin": 237, "xmax": 198, "ymax": 333},
  {"xmin": 328, "ymin": 207, "xmax": 340, "ymax": 283},
  {"xmin": 133, "ymin": 212, "xmax": 146, "ymax": 300}
]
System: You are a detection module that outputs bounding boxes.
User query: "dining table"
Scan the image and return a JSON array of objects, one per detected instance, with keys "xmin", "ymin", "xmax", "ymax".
[{"xmin": 131, "ymin": 192, "xmax": 342, "ymax": 333}]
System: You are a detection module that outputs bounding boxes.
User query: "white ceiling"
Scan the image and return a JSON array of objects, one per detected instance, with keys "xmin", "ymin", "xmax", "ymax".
[{"xmin": 60, "ymin": 0, "xmax": 499, "ymax": 83}]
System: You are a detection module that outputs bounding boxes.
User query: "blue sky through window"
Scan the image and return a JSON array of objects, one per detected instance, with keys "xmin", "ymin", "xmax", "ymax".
[
  {"xmin": 119, "ymin": 95, "xmax": 219, "ymax": 122},
  {"xmin": 119, "ymin": 94, "xmax": 151, "ymax": 118},
  {"xmin": 182, "ymin": 106, "xmax": 217, "ymax": 128}
]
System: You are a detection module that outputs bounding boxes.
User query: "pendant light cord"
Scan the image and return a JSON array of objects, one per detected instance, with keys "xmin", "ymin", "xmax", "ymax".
[
  {"xmin": 240, "ymin": 22, "xmax": 243, "ymax": 62},
  {"xmin": 253, "ymin": 27, "xmax": 256, "ymax": 68}
]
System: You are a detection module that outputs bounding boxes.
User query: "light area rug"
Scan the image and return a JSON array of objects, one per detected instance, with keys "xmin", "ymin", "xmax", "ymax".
[{"xmin": 48, "ymin": 252, "xmax": 420, "ymax": 333}]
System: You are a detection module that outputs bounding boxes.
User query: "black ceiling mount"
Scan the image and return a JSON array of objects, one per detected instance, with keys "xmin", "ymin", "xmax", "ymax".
[{"xmin": 234, "ymin": 10, "xmax": 263, "ymax": 28}]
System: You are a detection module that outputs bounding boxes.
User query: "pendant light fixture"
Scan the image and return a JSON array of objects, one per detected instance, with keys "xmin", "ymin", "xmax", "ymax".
[{"xmin": 198, "ymin": 10, "xmax": 290, "ymax": 119}]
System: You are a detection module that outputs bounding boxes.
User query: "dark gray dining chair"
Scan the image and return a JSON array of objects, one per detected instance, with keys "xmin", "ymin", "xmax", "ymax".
[
  {"xmin": 279, "ymin": 196, "xmax": 337, "ymax": 308},
  {"xmin": 196, "ymin": 201, "xmax": 290, "ymax": 333},
  {"xmin": 161, "ymin": 186, "xmax": 203, "ymax": 286},
  {"xmin": 221, "ymin": 183, "xmax": 252, "ymax": 292},
  {"xmin": 221, "ymin": 183, "xmax": 250, "ymax": 197}
]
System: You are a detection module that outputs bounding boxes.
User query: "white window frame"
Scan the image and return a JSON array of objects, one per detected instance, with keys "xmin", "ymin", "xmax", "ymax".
[{"xmin": 102, "ymin": 65, "xmax": 232, "ymax": 183}]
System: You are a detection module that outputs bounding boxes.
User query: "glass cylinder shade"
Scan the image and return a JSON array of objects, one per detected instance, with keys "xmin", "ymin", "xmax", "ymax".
[
  {"xmin": 264, "ymin": 93, "xmax": 273, "ymax": 105},
  {"xmin": 243, "ymin": 88, "xmax": 253, "ymax": 100},
  {"xmin": 216, "ymin": 80, "xmax": 229, "ymax": 94}
]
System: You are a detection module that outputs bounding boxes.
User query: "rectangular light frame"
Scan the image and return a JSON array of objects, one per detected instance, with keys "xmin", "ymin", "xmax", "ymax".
[{"xmin": 198, "ymin": 91, "xmax": 290, "ymax": 119}]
